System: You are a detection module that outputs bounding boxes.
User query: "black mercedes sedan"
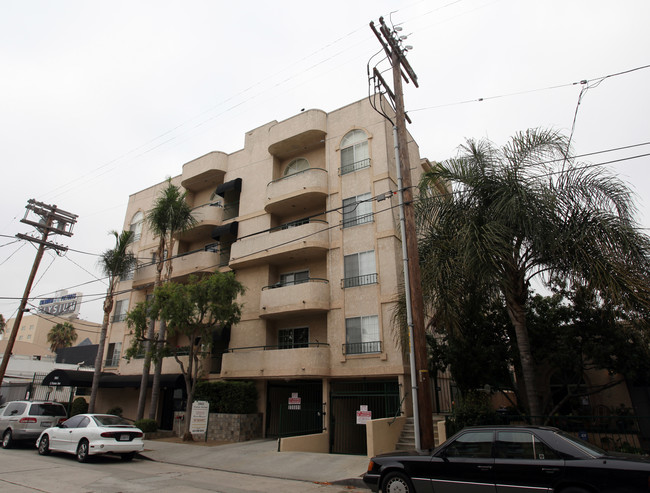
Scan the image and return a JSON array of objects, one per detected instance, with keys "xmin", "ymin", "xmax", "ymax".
[{"xmin": 363, "ymin": 425, "xmax": 650, "ymax": 493}]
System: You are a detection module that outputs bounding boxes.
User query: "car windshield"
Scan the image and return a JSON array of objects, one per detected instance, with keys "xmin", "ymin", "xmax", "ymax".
[
  {"xmin": 556, "ymin": 430, "xmax": 606, "ymax": 457},
  {"xmin": 91, "ymin": 415, "xmax": 134, "ymax": 427},
  {"xmin": 29, "ymin": 404, "xmax": 66, "ymax": 416}
]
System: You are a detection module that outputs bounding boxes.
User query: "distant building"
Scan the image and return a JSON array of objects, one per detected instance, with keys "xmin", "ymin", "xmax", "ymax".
[{"xmin": 100, "ymin": 98, "xmax": 436, "ymax": 453}]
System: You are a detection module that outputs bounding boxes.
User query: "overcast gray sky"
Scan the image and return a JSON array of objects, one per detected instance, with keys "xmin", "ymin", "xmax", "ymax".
[{"xmin": 1, "ymin": 0, "xmax": 649, "ymax": 326}]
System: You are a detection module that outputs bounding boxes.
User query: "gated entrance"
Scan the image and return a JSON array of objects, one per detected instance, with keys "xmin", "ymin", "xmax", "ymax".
[
  {"xmin": 266, "ymin": 380, "xmax": 323, "ymax": 438},
  {"xmin": 330, "ymin": 379, "xmax": 400, "ymax": 455}
]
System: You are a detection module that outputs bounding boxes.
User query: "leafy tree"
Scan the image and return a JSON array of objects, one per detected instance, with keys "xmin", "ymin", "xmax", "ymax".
[
  {"xmin": 89, "ymin": 230, "xmax": 137, "ymax": 413},
  {"xmin": 47, "ymin": 322, "xmax": 77, "ymax": 352},
  {"xmin": 127, "ymin": 272, "xmax": 244, "ymax": 440},
  {"xmin": 417, "ymin": 128, "xmax": 650, "ymax": 419},
  {"xmin": 136, "ymin": 179, "xmax": 197, "ymax": 421}
]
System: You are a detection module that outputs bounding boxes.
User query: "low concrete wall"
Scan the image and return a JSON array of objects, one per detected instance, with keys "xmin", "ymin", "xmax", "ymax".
[
  {"xmin": 366, "ymin": 416, "xmax": 406, "ymax": 458},
  {"xmin": 279, "ymin": 431, "xmax": 330, "ymax": 453},
  {"xmin": 173, "ymin": 411, "xmax": 262, "ymax": 442}
]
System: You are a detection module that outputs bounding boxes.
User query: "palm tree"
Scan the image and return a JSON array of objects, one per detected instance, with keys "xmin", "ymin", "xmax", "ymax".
[
  {"xmin": 417, "ymin": 128, "xmax": 650, "ymax": 419},
  {"xmin": 89, "ymin": 230, "xmax": 137, "ymax": 413},
  {"xmin": 0, "ymin": 314, "xmax": 5, "ymax": 336},
  {"xmin": 135, "ymin": 179, "xmax": 197, "ymax": 421},
  {"xmin": 47, "ymin": 322, "xmax": 78, "ymax": 353}
]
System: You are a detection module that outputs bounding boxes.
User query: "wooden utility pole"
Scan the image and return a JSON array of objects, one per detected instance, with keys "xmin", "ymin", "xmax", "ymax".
[
  {"xmin": 0, "ymin": 200, "xmax": 77, "ymax": 388},
  {"xmin": 370, "ymin": 17, "xmax": 435, "ymax": 449}
]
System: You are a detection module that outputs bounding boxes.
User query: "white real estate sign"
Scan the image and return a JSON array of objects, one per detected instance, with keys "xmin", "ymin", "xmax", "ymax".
[{"xmin": 190, "ymin": 400, "xmax": 210, "ymax": 435}]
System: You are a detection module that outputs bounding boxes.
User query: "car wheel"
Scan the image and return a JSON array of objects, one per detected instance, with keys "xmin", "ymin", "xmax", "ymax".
[
  {"xmin": 76, "ymin": 439, "xmax": 90, "ymax": 463},
  {"xmin": 382, "ymin": 471, "xmax": 414, "ymax": 493},
  {"xmin": 38, "ymin": 435, "xmax": 50, "ymax": 455},
  {"xmin": 2, "ymin": 430, "xmax": 13, "ymax": 449},
  {"xmin": 120, "ymin": 451, "xmax": 136, "ymax": 461}
]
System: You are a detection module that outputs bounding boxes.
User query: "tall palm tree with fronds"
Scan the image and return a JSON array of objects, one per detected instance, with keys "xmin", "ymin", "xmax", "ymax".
[
  {"xmin": 47, "ymin": 322, "xmax": 77, "ymax": 352},
  {"xmin": 135, "ymin": 179, "xmax": 197, "ymax": 421},
  {"xmin": 417, "ymin": 128, "xmax": 650, "ymax": 420},
  {"xmin": 89, "ymin": 230, "xmax": 137, "ymax": 412}
]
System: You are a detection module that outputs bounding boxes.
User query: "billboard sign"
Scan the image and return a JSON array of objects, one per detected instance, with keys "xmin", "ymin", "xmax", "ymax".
[{"xmin": 38, "ymin": 292, "xmax": 82, "ymax": 317}]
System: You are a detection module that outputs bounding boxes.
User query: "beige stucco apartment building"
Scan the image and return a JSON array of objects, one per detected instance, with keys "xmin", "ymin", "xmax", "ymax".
[{"xmin": 102, "ymin": 98, "xmax": 432, "ymax": 453}]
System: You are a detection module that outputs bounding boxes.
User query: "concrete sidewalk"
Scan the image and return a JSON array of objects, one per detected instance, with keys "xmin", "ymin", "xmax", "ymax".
[{"xmin": 140, "ymin": 438, "xmax": 370, "ymax": 488}]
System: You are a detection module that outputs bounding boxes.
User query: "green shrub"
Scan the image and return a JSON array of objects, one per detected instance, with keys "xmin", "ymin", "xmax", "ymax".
[
  {"xmin": 135, "ymin": 418, "xmax": 158, "ymax": 433},
  {"xmin": 106, "ymin": 406, "xmax": 123, "ymax": 416},
  {"xmin": 70, "ymin": 397, "xmax": 89, "ymax": 416},
  {"xmin": 193, "ymin": 380, "xmax": 257, "ymax": 414},
  {"xmin": 446, "ymin": 392, "xmax": 498, "ymax": 436}
]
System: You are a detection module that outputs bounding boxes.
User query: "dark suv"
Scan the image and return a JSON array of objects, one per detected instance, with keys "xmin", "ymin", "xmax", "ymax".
[{"xmin": 0, "ymin": 401, "xmax": 67, "ymax": 448}]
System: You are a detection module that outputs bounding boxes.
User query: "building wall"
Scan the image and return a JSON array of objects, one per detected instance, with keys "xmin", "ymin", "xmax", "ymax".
[
  {"xmin": 3, "ymin": 314, "xmax": 101, "ymax": 355},
  {"xmin": 103, "ymin": 98, "xmax": 430, "ymax": 436}
]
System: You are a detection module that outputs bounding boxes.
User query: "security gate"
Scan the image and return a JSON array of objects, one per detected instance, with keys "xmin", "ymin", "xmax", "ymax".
[
  {"xmin": 330, "ymin": 380, "xmax": 400, "ymax": 455},
  {"xmin": 267, "ymin": 380, "xmax": 323, "ymax": 438}
]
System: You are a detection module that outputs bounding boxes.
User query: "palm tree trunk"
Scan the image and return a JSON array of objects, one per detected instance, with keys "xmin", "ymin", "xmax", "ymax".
[
  {"xmin": 88, "ymin": 299, "xmax": 111, "ymax": 413},
  {"xmin": 148, "ymin": 318, "xmax": 166, "ymax": 420},
  {"xmin": 505, "ymin": 295, "xmax": 542, "ymax": 422},
  {"xmin": 136, "ymin": 317, "xmax": 155, "ymax": 420}
]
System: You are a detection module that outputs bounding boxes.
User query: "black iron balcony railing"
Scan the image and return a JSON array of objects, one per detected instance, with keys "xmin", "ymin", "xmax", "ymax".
[
  {"xmin": 104, "ymin": 356, "xmax": 121, "ymax": 367},
  {"xmin": 342, "ymin": 340, "xmax": 382, "ymax": 355},
  {"xmin": 339, "ymin": 158, "xmax": 370, "ymax": 176},
  {"xmin": 267, "ymin": 167, "xmax": 327, "ymax": 186},
  {"xmin": 110, "ymin": 312, "xmax": 128, "ymax": 323},
  {"xmin": 342, "ymin": 273, "xmax": 378, "ymax": 288},
  {"xmin": 342, "ymin": 212, "xmax": 373, "ymax": 229},
  {"xmin": 262, "ymin": 277, "xmax": 329, "ymax": 290},
  {"xmin": 269, "ymin": 218, "xmax": 327, "ymax": 233},
  {"xmin": 226, "ymin": 342, "xmax": 329, "ymax": 352}
]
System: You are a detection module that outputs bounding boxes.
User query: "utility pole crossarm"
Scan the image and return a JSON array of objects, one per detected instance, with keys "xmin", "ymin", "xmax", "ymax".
[{"xmin": 0, "ymin": 200, "xmax": 77, "ymax": 388}]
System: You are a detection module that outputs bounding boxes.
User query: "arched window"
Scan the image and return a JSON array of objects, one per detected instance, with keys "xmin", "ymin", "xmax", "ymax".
[
  {"xmin": 130, "ymin": 211, "xmax": 144, "ymax": 241},
  {"xmin": 340, "ymin": 130, "xmax": 369, "ymax": 175},
  {"xmin": 284, "ymin": 157, "xmax": 309, "ymax": 177}
]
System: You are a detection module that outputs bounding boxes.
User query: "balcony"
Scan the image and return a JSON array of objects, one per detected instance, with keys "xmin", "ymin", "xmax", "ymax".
[
  {"xmin": 342, "ymin": 340, "xmax": 382, "ymax": 355},
  {"xmin": 265, "ymin": 168, "xmax": 328, "ymax": 216},
  {"xmin": 175, "ymin": 204, "xmax": 225, "ymax": 242},
  {"xmin": 267, "ymin": 109, "xmax": 327, "ymax": 159},
  {"xmin": 260, "ymin": 278, "xmax": 330, "ymax": 319},
  {"xmin": 221, "ymin": 343, "xmax": 331, "ymax": 378},
  {"xmin": 181, "ymin": 151, "xmax": 228, "ymax": 191},
  {"xmin": 132, "ymin": 250, "xmax": 220, "ymax": 287},
  {"xmin": 230, "ymin": 220, "xmax": 329, "ymax": 268}
]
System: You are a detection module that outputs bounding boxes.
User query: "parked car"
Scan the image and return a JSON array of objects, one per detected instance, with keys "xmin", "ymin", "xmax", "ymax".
[
  {"xmin": 0, "ymin": 400, "xmax": 67, "ymax": 448},
  {"xmin": 363, "ymin": 425, "xmax": 650, "ymax": 493},
  {"xmin": 36, "ymin": 413, "xmax": 144, "ymax": 462}
]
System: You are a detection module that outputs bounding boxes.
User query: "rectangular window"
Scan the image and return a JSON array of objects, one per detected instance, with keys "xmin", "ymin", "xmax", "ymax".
[
  {"xmin": 345, "ymin": 316, "xmax": 380, "ymax": 354},
  {"xmin": 279, "ymin": 270, "xmax": 309, "ymax": 287},
  {"xmin": 278, "ymin": 327, "xmax": 309, "ymax": 349},
  {"xmin": 342, "ymin": 193, "xmax": 373, "ymax": 228},
  {"xmin": 112, "ymin": 299, "xmax": 128, "ymax": 323},
  {"xmin": 343, "ymin": 250, "xmax": 377, "ymax": 288},
  {"xmin": 105, "ymin": 342, "xmax": 122, "ymax": 367}
]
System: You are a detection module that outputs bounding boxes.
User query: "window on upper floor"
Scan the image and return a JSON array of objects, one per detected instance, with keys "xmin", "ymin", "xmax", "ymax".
[
  {"xmin": 342, "ymin": 193, "xmax": 373, "ymax": 228},
  {"xmin": 340, "ymin": 130, "xmax": 370, "ymax": 175},
  {"xmin": 284, "ymin": 158, "xmax": 309, "ymax": 177},
  {"xmin": 105, "ymin": 342, "xmax": 122, "ymax": 367},
  {"xmin": 343, "ymin": 250, "xmax": 377, "ymax": 288},
  {"xmin": 345, "ymin": 315, "xmax": 380, "ymax": 355},
  {"xmin": 129, "ymin": 211, "xmax": 144, "ymax": 241},
  {"xmin": 112, "ymin": 299, "xmax": 128, "ymax": 323},
  {"xmin": 278, "ymin": 327, "xmax": 309, "ymax": 349}
]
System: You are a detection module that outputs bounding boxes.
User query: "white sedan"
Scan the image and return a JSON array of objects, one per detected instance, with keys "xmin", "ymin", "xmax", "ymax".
[{"xmin": 36, "ymin": 414, "xmax": 145, "ymax": 462}]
